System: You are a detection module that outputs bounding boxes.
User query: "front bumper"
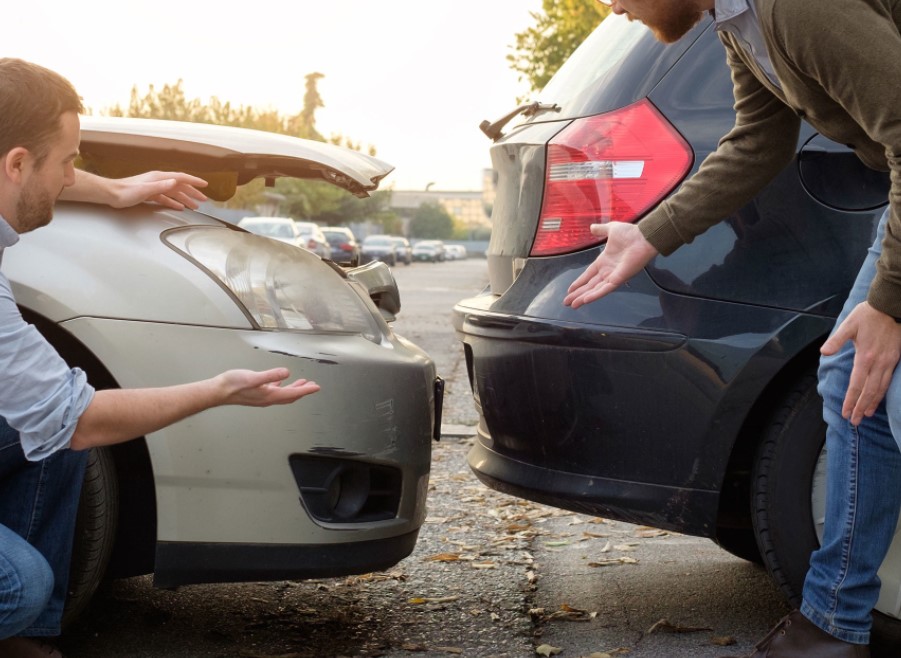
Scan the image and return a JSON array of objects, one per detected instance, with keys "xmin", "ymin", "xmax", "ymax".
[{"xmin": 62, "ymin": 317, "xmax": 437, "ymax": 554}]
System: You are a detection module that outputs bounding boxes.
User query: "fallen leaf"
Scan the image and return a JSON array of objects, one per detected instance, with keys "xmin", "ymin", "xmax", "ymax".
[
  {"xmin": 613, "ymin": 543, "xmax": 639, "ymax": 551},
  {"xmin": 408, "ymin": 595, "xmax": 460, "ymax": 604},
  {"xmin": 536, "ymin": 644, "xmax": 563, "ymax": 656},
  {"xmin": 401, "ymin": 642, "xmax": 428, "ymax": 651},
  {"xmin": 425, "ymin": 553, "xmax": 462, "ymax": 562},
  {"xmin": 600, "ymin": 541, "xmax": 612, "ymax": 553},
  {"xmin": 647, "ymin": 618, "xmax": 712, "ymax": 634},
  {"xmin": 434, "ymin": 647, "xmax": 464, "ymax": 654},
  {"xmin": 587, "ymin": 557, "xmax": 639, "ymax": 567},
  {"xmin": 711, "ymin": 635, "xmax": 737, "ymax": 646},
  {"xmin": 471, "ymin": 561, "xmax": 497, "ymax": 569},
  {"xmin": 634, "ymin": 526, "xmax": 668, "ymax": 538},
  {"xmin": 544, "ymin": 541, "xmax": 571, "ymax": 547},
  {"xmin": 582, "ymin": 531, "xmax": 609, "ymax": 539}
]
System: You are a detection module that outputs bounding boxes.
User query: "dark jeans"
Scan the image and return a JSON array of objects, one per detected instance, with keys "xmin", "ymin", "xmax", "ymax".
[{"xmin": 0, "ymin": 417, "xmax": 87, "ymax": 638}]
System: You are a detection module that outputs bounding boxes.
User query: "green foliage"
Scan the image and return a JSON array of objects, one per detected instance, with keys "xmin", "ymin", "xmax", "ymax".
[
  {"xmin": 104, "ymin": 75, "xmax": 378, "ymax": 214},
  {"xmin": 409, "ymin": 202, "xmax": 454, "ymax": 240},
  {"xmin": 508, "ymin": 0, "xmax": 609, "ymax": 93}
]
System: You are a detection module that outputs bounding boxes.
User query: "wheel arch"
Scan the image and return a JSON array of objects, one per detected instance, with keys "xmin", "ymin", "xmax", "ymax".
[
  {"xmin": 20, "ymin": 306, "xmax": 158, "ymax": 578},
  {"xmin": 714, "ymin": 336, "xmax": 824, "ymax": 549}
]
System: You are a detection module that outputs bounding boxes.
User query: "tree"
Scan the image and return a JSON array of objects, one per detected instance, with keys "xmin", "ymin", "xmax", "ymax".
[
  {"xmin": 409, "ymin": 203, "xmax": 454, "ymax": 240},
  {"xmin": 508, "ymin": 0, "xmax": 609, "ymax": 93}
]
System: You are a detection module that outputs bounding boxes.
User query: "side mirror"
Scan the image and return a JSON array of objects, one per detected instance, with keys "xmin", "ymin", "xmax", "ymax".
[{"xmin": 347, "ymin": 261, "xmax": 401, "ymax": 322}]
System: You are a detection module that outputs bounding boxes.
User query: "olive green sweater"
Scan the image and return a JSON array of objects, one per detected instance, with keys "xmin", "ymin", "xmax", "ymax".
[{"xmin": 638, "ymin": 0, "xmax": 901, "ymax": 318}]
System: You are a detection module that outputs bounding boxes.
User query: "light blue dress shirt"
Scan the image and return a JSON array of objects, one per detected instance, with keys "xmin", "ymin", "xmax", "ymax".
[
  {"xmin": 0, "ymin": 215, "xmax": 94, "ymax": 461},
  {"xmin": 714, "ymin": 0, "xmax": 782, "ymax": 89}
]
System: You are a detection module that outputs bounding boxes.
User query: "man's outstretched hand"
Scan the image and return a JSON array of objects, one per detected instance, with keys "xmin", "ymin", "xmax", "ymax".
[
  {"xmin": 62, "ymin": 170, "xmax": 209, "ymax": 210},
  {"xmin": 109, "ymin": 171, "xmax": 209, "ymax": 210},
  {"xmin": 564, "ymin": 222, "xmax": 659, "ymax": 308},
  {"xmin": 216, "ymin": 368, "xmax": 321, "ymax": 407}
]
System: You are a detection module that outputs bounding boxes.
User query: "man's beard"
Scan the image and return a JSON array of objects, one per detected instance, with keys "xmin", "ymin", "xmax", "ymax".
[
  {"xmin": 15, "ymin": 178, "xmax": 55, "ymax": 233},
  {"xmin": 633, "ymin": 1, "xmax": 705, "ymax": 44}
]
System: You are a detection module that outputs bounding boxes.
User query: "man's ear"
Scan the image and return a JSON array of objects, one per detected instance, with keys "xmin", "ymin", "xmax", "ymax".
[{"xmin": 1, "ymin": 147, "xmax": 31, "ymax": 185}]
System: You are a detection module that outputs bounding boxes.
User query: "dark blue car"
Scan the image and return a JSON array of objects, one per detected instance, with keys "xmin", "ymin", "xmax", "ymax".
[{"xmin": 454, "ymin": 13, "xmax": 899, "ymax": 646}]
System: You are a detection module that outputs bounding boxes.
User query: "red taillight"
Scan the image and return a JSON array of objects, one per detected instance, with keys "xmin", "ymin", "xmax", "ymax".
[
  {"xmin": 307, "ymin": 239, "xmax": 317, "ymax": 249},
  {"xmin": 531, "ymin": 99, "xmax": 692, "ymax": 257},
  {"xmin": 340, "ymin": 243, "xmax": 353, "ymax": 252}
]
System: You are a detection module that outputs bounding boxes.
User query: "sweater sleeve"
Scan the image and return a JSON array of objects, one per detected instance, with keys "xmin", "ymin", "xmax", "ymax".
[
  {"xmin": 639, "ymin": 35, "xmax": 801, "ymax": 255},
  {"xmin": 766, "ymin": 0, "xmax": 901, "ymax": 317}
]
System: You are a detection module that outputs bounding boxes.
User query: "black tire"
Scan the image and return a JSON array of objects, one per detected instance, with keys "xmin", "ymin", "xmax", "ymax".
[
  {"xmin": 389, "ymin": 255, "xmax": 397, "ymax": 266},
  {"xmin": 62, "ymin": 447, "xmax": 118, "ymax": 628},
  {"xmin": 752, "ymin": 374, "xmax": 901, "ymax": 652}
]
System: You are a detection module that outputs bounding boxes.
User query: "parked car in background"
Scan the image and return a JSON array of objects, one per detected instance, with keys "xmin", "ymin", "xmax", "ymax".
[
  {"xmin": 237, "ymin": 216, "xmax": 304, "ymax": 247},
  {"xmin": 453, "ymin": 13, "xmax": 901, "ymax": 644},
  {"xmin": 9, "ymin": 116, "xmax": 441, "ymax": 625},
  {"xmin": 294, "ymin": 220, "xmax": 332, "ymax": 260},
  {"xmin": 445, "ymin": 244, "xmax": 468, "ymax": 260},
  {"xmin": 322, "ymin": 226, "xmax": 361, "ymax": 266},
  {"xmin": 361, "ymin": 234, "xmax": 398, "ymax": 266},
  {"xmin": 412, "ymin": 240, "xmax": 446, "ymax": 263},
  {"xmin": 389, "ymin": 236, "xmax": 413, "ymax": 266}
]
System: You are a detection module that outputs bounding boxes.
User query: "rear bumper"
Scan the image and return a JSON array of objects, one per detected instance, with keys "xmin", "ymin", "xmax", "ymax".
[
  {"xmin": 468, "ymin": 440, "xmax": 718, "ymax": 535},
  {"xmin": 454, "ymin": 260, "xmax": 833, "ymax": 537}
]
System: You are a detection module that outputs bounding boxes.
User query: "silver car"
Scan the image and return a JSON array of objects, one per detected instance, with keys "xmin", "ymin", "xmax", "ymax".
[{"xmin": 6, "ymin": 116, "xmax": 441, "ymax": 623}]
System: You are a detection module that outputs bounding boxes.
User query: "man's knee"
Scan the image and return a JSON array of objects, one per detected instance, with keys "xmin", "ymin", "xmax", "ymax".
[
  {"xmin": 0, "ymin": 536, "xmax": 53, "ymax": 639},
  {"xmin": 818, "ymin": 348, "xmax": 853, "ymax": 417},
  {"xmin": 887, "ymin": 373, "xmax": 901, "ymax": 442}
]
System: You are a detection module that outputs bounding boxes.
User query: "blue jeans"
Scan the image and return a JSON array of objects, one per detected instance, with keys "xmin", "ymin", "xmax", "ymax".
[
  {"xmin": 0, "ymin": 418, "xmax": 87, "ymax": 638},
  {"xmin": 803, "ymin": 207, "xmax": 901, "ymax": 644}
]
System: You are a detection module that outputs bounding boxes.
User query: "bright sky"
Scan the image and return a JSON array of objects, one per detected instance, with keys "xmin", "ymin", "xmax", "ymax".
[{"xmin": 7, "ymin": 1, "xmax": 544, "ymax": 192}]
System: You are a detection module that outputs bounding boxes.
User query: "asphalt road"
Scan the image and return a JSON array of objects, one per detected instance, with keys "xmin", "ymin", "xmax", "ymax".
[{"xmin": 59, "ymin": 258, "xmax": 792, "ymax": 658}]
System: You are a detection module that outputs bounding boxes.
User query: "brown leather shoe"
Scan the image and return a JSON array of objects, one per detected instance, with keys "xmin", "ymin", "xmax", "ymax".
[
  {"xmin": 719, "ymin": 610, "xmax": 869, "ymax": 657},
  {"xmin": 0, "ymin": 637, "xmax": 64, "ymax": 657}
]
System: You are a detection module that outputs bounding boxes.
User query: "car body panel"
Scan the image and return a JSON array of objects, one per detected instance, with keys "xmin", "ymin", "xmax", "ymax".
[
  {"xmin": 79, "ymin": 116, "xmax": 394, "ymax": 199},
  {"xmin": 8, "ymin": 205, "xmax": 252, "ymax": 327}
]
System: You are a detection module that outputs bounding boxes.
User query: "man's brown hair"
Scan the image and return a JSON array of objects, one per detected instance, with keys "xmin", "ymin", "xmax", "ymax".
[{"xmin": 0, "ymin": 58, "xmax": 84, "ymax": 165}]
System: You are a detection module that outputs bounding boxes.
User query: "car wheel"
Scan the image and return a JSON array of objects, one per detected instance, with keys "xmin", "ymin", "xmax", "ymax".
[
  {"xmin": 752, "ymin": 374, "xmax": 901, "ymax": 648},
  {"xmin": 389, "ymin": 255, "xmax": 397, "ymax": 266},
  {"xmin": 62, "ymin": 447, "xmax": 118, "ymax": 628}
]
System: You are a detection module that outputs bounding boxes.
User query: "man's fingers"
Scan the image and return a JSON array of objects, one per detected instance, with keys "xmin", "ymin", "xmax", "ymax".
[
  {"xmin": 568, "ymin": 281, "xmax": 618, "ymax": 309},
  {"xmin": 821, "ymin": 324, "xmax": 852, "ymax": 356},
  {"xmin": 589, "ymin": 223, "xmax": 611, "ymax": 239},
  {"xmin": 844, "ymin": 356, "xmax": 892, "ymax": 425}
]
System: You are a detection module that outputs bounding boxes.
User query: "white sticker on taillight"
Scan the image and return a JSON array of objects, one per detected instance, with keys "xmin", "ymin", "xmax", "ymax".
[
  {"xmin": 549, "ymin": 160, "xmax": 645, "ymax": 181},
  {"xmin": 540, "ymin": 218, "xmax": 563, "ymax": 231}
]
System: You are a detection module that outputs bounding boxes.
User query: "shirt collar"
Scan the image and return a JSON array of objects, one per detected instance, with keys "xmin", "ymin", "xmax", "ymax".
[
  {"xmin": 713, "ymin": 0, "xmax": 752, "ymax": 24},
  {"xmin": 0, "ymin": 215, "xmax": 20, "ymax": 249}
]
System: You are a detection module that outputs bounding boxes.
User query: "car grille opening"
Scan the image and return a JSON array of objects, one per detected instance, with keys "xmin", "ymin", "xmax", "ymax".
[
  {"xmin": 290, "ymin": 455, "xmax": 402, "ymax": 524},
  {"xmin": 531, "ymin": 98, "xmax": 693, "ymax": 257}
]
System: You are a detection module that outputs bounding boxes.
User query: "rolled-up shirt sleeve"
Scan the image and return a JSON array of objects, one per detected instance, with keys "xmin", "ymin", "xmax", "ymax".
[{"xmin": 0, "ymin": 272, "xmax": 95, "ymax": 461}]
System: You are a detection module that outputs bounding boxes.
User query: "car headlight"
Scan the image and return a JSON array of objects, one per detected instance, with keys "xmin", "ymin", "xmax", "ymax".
[{"xmin": 164, "ymin": 226, "xmax": 386, "ymax": 342}]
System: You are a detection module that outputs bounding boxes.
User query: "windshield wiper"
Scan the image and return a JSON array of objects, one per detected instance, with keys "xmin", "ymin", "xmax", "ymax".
[{"xmin": 479, "ymin": 101, "xmax": 561, "ymax": 142}]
